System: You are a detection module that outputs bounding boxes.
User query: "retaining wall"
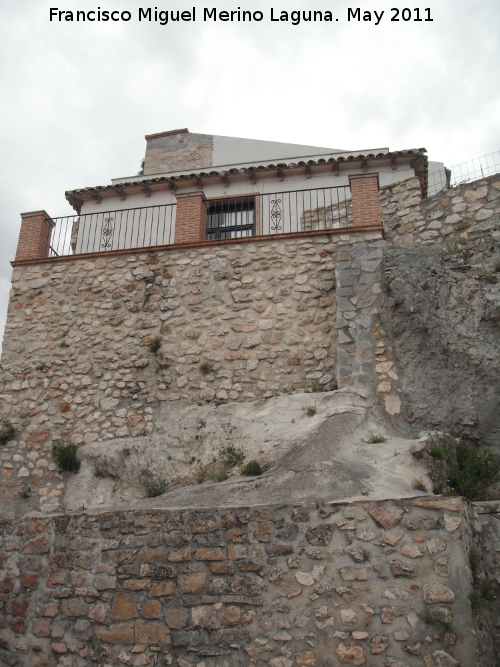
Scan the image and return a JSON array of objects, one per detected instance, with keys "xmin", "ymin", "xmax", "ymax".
[{"xmin": 0, "ymin": 496, "xmax": 491, "ymax": 667}]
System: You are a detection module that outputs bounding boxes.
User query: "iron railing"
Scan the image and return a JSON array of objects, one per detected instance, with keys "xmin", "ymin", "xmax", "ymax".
[
  {"xmin": 45, "ymin": 185, "xmax": 352, "ymax": 258},
  {"xmin": 49, "ymin": 204, "xmax": 177, "ymax": 257},
  {"xmin": 257, "ymin": 185, "xmax": 352, "ymax": 235},
  {"xmin": 428, "ymin": 150, "xmax": 500, "ymax": 196}
]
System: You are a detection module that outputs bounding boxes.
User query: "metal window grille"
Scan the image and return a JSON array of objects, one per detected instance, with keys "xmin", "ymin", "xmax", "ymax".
[{"xmin": 206, "ymin": 197, "xmax": 255, "ymax": 240}]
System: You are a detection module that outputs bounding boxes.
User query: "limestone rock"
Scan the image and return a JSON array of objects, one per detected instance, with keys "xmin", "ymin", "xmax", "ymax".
[
  {"xmin": 423, "ymin": 650, "xmax": 460, "ymax": 667},
  {"xmin": 334, "ymin": 643, "xmax": 366, "ymax": 665},
  {"xmin": 427, "ymin": 537, "xmax": 447, "ymax": 555},
  {"xmin": 370, "ymin": 635, "xmax": 389, "ymax": 654},
  {"xmin": 443, "ymin": 515, "xmax": 462, "ymax": 532},
  {"xmin": 369, "ymin": 505, "xmax": 404, "ymax": 529},
  {"xmin": 423, "ymin": 580, "xmax": 455, "ymax": 604},
  {"xmin": 340, "ymin": 609, "xmax": 357, "ymax": 625},
  {"xmin": 413, "ymin": 498, "xmax": 461, "ymax": 512},
  {"xmin": 389, "ymin": 559, "xmax": 418, "ymax": 578}
]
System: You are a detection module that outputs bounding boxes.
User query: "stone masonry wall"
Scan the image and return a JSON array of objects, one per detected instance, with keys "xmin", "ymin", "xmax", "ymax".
[
  {"xmin": 380, "ymin": 174, "xmax": 500, "ymax": 253},
  {"xmin": 0, "ymin": 496, "xmax": 491, "ymax": 667},
  {"xmin": 474, "ymin": 501, "xmax": 500, "ymax": 666},
  {"xmin": 375, "ymin": 174, "xmax": 500, "ymax": 443},
  {"xmin": 144, "ymin": 133, "xmax": 213, "ymax": 176},
  {"xmin": 0, "ymin": 231, "xmax": 384, "ymax": 514}
]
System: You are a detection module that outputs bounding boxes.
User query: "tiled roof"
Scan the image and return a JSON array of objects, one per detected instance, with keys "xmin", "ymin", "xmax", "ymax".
[{"xmin": 65, "ymin": 148, "xmax": 428, "ymax": 205}]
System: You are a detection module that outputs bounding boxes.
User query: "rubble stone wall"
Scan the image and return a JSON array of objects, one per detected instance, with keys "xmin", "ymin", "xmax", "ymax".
[
  {"xmin": 380, "ymin": 174, "xmax": 500, "ymax": 253},
  {"xmin": 0, "ymin": 496, "xmax": 491, "ymax": 667},
  {"xmin": 0, "ymin": 230, "xmax": 385, "ymax": 515},
  {"xmin": 375, "ymin": 174, "xmax": 500, "ymax": 443}
]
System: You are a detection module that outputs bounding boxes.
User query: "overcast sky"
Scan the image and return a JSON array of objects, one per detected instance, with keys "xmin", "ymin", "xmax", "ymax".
[{"xmin": 1, "ymin": 0, "xmax": 499, "ymax": 349}]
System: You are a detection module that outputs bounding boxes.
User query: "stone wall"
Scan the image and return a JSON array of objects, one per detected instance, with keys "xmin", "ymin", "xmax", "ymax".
[
  {"xmin": 0, "ymin": 496, "xmax": 490, "ymax": 667},
  {"xmin": 474, "ymin": 501, "xmax": 500, "ymax": 665},
  {"xmin": 0, "ymin": 230, "xmax": 386, "ymax": 515},
  {"xmin": 375, "ymin": 174, "xmax": 500, "ymax": 443},
  {"xmin": 380, "ymin": 174, "xmax": 500, "ymax": 253},
  {"xmin": 144, "ymin": 132, "xmax": 213, "ymax": 176}
]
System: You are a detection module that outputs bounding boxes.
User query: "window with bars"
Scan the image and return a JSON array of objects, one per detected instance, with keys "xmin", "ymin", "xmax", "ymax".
[{"xmin": 206, "ymin": 196, "xmax": 255, "ymax": 240}]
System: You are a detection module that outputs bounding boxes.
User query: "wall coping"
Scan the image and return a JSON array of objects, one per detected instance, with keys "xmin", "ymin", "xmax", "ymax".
[{"xmin": 10, "ymin": 224, "xmax": 384, "ymax": 267}]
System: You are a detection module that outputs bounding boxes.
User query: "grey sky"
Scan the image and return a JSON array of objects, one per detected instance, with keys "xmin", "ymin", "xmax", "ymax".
[{"xmin": 1, "ymin": 0, "xmax": 499, "ymax": 349}]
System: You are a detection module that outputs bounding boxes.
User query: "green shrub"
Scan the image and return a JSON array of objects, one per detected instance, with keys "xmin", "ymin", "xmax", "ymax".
[
  {"xmin": 421, "ymin": 281, "xmax": 430, "ymax": 290},
  {"xmin": 196, "ymin": 463, "xmax": 209, "ymax": 484},
  {"xmin": 448, "ymin": 441, "xmax": 500, "ymax": 501},
  {"xmin": 430, "ymin": 445, "xmax": 445, "ymax": 460},
  {"xmin": 469, "ymin": 547, "xmax": 483, "ymax": 581},
  {"xmin": 0, "ymin": 422, "xmax": 16, "ymax": 446},
  {"xmin": 241, "ymin": 460, "xmax": 263, "ymax": 476},
  {"xmin": 148, "ymin": 336, "xmax": 161, "ymax": 353},
  {"xmin": 302, "ymin": 405, "xmax": 317, "ymax": 417},
  {"xmin": 485, "ymin": 274, "xmax": 497, "ymax": 284},
  {"xmin": 310, "ymin": 379, "xmax": 320, "ymax": 393},
  {"xmin": 367, "ymin": 433, "xmax": 386, "ymax": 444},
  {"xmin": 144, "ymin": 478, "xmax": 169, "ymax": 498},
  {"xmin": 218, "ymin": 445, "xmax": 244, "ymax": 469},
  {"xmin": 210, "ymin": 467, "xmax": 229, "ymax": 482},
  {"xmin": 469, "ymin": 578, "xmax": 494, "ymax": 616},
  {"xmin": 51, "ymin": 440, "xmax": 80, "ymax": 473}
]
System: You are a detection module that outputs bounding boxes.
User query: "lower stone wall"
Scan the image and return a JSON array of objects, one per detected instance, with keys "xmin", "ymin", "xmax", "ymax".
[
  {"xmin": 475, "ymin": 501, "xmax": 500, "ymax": 666},
  {"xmin": 0, "ymin": 496, "xmax": 491, "ymax": 667}
]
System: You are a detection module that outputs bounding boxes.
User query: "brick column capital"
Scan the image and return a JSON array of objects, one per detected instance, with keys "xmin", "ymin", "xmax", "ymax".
[
  {"xmin": 15, "ymin": 210, "xmax": 55, "ymax": 262},
  {"xmin": 348, "ymin": 174, "xmax": 382, "ymax": 229}
]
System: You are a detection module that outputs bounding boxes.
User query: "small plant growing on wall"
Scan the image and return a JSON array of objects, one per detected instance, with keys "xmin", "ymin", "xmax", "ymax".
[
  {"xmin": 199, "ymin": 361, "xmax": 213, "ymax": 376},
  {"xmin": 302, "ymin": 404, "xmax": 317, "ymax": 417},
  {"xmin": 51, "ymin": 440, "xmax": 80, "ymax": 473},
  {"xmin": 485, "ymin": 274, "xmax": 497, "ymax": 284},
  {"xmin": 18, "ymin": 484, "xmax": 32, "ymax": 499},
  {"xmin": 310, "ymin": 379, "xmax": 320, "ymax": 393},
  {"xmin": 0, "ymin": 421, "xmax": 15, "ymax": 446},
  {"xmin": 381, "ymin": 279, "xmax": 392, "ymax": 294},
  {"xmin": 148, "ymin": 336, "xmax": 161, "ymax": 353},
  {"xmin": 468, "ymin": 546, "xmax": 494, "ymax": 616}
]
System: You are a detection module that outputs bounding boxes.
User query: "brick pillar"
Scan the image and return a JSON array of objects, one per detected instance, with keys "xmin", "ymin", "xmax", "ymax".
[
  {"xmin": 15, "ymin": 211, "xmax": 55, "ymax": 261},
  {"xmin": 174, "ymin": 192, "xmax": 208, "ymax": 244},
  {"xmin": 348, "ymin": 174, "xmax": 382, "ymax": 228}
]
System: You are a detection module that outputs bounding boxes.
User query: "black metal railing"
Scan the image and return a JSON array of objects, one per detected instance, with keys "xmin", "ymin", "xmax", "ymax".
[
  {"xmin": 49, "ymin": 204, "xmax": 176, "ymax": 257},
  {"xmin": 428, "ymin": 150, "xmax": 500, "ymax": 196},
  {"xmin": 45, "ymin": 186, "xmax": 352, "ymax": 258},
  {"xmin": 257, "ymin": 185, "xmax": 352, "ymax": 235}
]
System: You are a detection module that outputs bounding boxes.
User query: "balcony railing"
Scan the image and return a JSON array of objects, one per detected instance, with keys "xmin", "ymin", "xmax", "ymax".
[
  {"xmin": 49, "ymin": 204, "xmax": 177, "ymax": 257},
  {"xmin": 258, "ymin": 186, "xmax": 352, "ymax": 235},
  {"xmin": 47, "ymin": 185, "xmax": 352, "ymax": 258}
]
